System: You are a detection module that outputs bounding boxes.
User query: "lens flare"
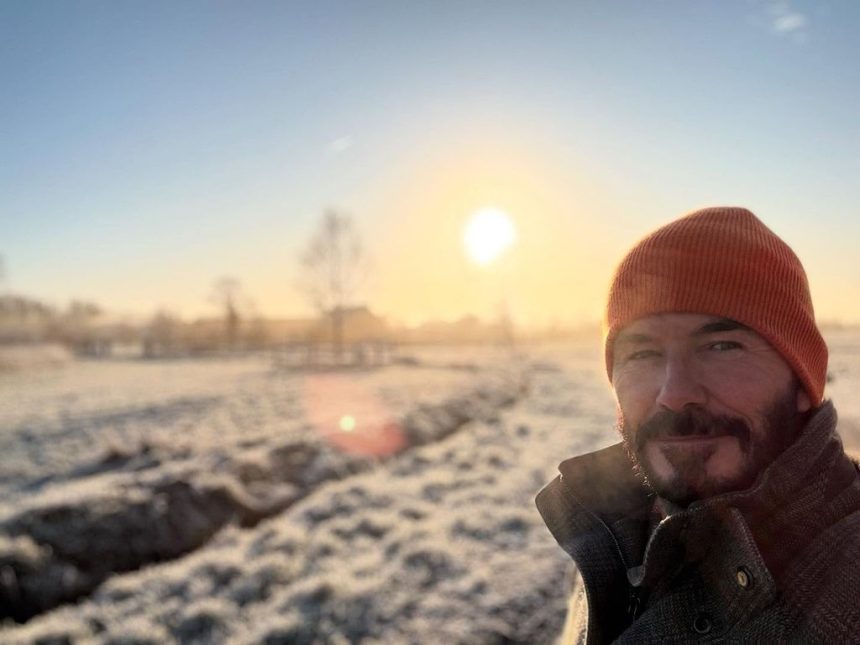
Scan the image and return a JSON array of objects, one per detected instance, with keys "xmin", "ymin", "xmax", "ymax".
[{"xmin": 305, "ymin": 374, "xmax": 406, "ymax": 456}]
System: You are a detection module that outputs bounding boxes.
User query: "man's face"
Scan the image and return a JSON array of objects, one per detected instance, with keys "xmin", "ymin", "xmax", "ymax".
[{"xmin": 612, "ymin": 313, "xmax": 811, "ymax": 507}]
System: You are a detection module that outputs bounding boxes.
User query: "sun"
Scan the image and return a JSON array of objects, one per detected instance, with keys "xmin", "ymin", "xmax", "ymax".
[{"xmin": 463, "ymin": 207, "xmax": 517, "ymax": 266}]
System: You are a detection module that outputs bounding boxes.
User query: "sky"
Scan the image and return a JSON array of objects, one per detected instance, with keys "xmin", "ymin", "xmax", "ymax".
[{"xmin": 3, "ymin": 0, "xmax": 860, "ymax": 327}]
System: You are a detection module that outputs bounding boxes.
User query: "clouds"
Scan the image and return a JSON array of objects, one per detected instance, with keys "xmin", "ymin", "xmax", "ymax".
[
  {"xmin": 327, "ymin": 135, "xmax": 354, "ymax": 155},
  {"xmin": 772, "ymin": 11, "xmax": 807, "ymax": 34},
  {"xmin": 765, "ymin": 1, "xmax": 809, "ymax": 41}
]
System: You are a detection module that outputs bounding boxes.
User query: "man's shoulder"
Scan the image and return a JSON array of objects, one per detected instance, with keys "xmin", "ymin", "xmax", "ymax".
[
  {"xmin": 778, "ymin": 481, "xmax": 860, "ymax": 638},
  {"xmin": 797, "ymin": 493, "xmax": 860, "ymax": 572}
]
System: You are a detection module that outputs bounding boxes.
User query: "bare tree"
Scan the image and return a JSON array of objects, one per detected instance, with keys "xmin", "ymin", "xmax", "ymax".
[
  {"xmin": 209, "ymin": 276, "xmax": 244, "ymax": 348},
  {"xmin": 298, "ymin": 210, "xmax": 365, "ymax": 361}
]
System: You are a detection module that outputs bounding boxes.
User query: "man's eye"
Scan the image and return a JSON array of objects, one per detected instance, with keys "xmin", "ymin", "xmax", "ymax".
[{"xmin": 709, "ymin": 340, "xmax": 742, "ymax": 352}]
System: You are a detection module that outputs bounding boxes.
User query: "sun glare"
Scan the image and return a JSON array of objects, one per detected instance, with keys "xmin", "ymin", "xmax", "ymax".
[{"xmin": 463, "ymin": 207, "xmax": 517, "ymax": 266}]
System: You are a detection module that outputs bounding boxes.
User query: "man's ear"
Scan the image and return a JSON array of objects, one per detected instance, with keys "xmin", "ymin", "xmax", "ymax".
[{"xmin": 796, "ymin": 387, "xmax": 811, "ymax": 413}]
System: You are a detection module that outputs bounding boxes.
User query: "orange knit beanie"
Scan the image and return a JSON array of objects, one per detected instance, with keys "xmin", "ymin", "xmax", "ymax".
[{"xmin": 604, "ymin": 206, "xmax": 828, "ymax": 406}]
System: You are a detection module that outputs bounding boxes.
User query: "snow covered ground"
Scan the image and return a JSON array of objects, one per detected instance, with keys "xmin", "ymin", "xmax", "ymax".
[{"xmin": 1, "ymin": 336, "xmax": 859, "ymax": 643}]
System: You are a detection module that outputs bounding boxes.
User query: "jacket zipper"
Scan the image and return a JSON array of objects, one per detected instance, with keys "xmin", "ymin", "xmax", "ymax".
[{"xmin": 558, "ymin": 473, "xmax": 643, "ymax": 621}]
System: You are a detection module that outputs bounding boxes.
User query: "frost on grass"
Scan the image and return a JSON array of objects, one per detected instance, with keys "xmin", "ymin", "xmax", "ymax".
[
  {"xmin": 0, "ymin": 355, "xmax": 530, "ymax": 628},
  {"xmin": 0, "ymin": 345, "xmax": 626, "ymax": 643}
]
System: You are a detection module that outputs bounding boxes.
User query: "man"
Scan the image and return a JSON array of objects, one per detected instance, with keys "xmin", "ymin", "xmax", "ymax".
[{"xmin": 536, "ymin": 207, "xmax": 860, "ymax": 643}]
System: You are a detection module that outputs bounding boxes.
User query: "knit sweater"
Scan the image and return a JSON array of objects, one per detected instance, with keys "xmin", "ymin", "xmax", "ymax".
[{"xmin": 536, "ymin": 401, "xmax": 860, "ymax": 643}]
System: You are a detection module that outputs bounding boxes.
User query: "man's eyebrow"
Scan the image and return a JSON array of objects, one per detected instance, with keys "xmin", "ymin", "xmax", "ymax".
[
  {"xmin": 693, "ymin": 319, "xmax": 750, "ymax": 335},
  {"xmin": 616, "ymin": 319, "xmax": 750, "ymax": 345},
  {"xmin": 614, "ymin": 331, "xmax": 654, "ymax": 345}
]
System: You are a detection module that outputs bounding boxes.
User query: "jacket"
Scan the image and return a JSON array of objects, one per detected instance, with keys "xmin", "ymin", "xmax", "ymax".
[{"xmin": 535, "ymin": 401, "xmax": 860, "ymax": 643}]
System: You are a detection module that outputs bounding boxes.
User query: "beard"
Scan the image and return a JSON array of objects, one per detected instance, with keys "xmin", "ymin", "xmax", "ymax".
[{"xmin": 618, "ymin": 386, "xmax": 806, "ymax": 507}]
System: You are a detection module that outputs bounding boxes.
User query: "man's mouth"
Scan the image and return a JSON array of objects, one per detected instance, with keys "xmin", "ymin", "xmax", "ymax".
[
  {"xmin": 650, "ymin": 433, "xmax": 734, "ymax": 444},
  {"xmin": 652, "ymin": 425, "xmax": 733, "ymax": 441}
]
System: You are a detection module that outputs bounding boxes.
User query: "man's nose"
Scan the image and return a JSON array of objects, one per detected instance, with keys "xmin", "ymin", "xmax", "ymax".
[{"xmin": 655, "ymin": 356, "xmax": 707, "ymax": 412}]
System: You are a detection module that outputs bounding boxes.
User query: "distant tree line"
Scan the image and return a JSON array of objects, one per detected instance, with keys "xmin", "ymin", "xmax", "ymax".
[
  {"xmin": 0, "ymin": 295, "xmax": 114, "ymax": 346},
  {"xmin": 0, "ymin": 211, "xmax": 526, "ymax": 362}
]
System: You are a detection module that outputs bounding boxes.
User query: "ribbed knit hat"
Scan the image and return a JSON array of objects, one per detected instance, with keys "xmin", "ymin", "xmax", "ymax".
[{"xmin": 604, "ymin": 206, "xmax": 828, "ymax": 406}]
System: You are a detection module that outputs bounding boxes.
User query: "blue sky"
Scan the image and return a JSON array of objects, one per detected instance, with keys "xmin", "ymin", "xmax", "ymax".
[{"xmin": 2, "ymin": 1, "xmax": 860, "ymax": 324}]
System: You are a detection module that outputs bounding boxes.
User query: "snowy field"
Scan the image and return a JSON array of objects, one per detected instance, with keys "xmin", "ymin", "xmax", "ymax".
[{"xmin": 1, "ymin": 337, "xmax": 859, "ymax": 644}]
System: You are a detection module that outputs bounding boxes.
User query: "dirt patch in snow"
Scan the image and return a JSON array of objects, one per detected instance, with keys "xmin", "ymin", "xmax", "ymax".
[{"xmin": 0, "ymin": 369, "xmax": 525, "ymax": 624}]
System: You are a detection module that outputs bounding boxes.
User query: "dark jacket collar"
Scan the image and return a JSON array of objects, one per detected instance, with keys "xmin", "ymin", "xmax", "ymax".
[{"xmin": 536, "ymin": 401, "xmax": 859, "ymax": 641}]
